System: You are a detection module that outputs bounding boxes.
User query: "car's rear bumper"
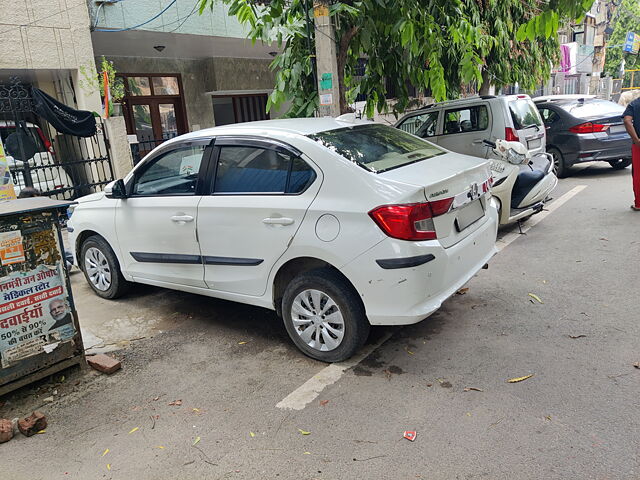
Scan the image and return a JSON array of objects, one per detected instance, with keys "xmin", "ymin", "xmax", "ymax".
[
  {"xmin": 563, "ymin": 134, "xmax": 632, "ymax": 165},
  {"xmin": 341, "ymin": 200, "xmax": 499, "ymax": 326}
]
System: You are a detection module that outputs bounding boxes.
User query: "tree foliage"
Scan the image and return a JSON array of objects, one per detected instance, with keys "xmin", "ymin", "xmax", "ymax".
[
  {"xmin": 603, "ymin": 0, "xmax": 640, "ymax": 79},
  {"xmin": 199, "ymin": 0, "xmax": 593, "ymax": 117}
]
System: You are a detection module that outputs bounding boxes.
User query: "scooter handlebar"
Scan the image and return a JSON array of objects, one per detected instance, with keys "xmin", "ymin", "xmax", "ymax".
[{"xmin": 482, "ymin": 139, "xmax": 496, "ymax": 148}]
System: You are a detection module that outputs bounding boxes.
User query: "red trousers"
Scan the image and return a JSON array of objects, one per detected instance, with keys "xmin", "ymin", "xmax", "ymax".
[{"xmin": 634, "ymin": 144, "xmax": 640, "ymax": 208}]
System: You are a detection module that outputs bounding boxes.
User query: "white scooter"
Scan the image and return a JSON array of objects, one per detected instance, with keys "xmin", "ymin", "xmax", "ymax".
[{"xmin": 483, "ymin": 139, "xmax": 558, "ymax": 225}]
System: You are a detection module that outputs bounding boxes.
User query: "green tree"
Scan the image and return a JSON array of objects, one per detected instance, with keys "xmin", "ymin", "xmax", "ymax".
[
  {"xmin": 199, "ymin": 0, "xmax": 592, "ymax": 117},
  {"xmin": 604, "ymin": 0, "xmax": 640, "ymax": 79}
]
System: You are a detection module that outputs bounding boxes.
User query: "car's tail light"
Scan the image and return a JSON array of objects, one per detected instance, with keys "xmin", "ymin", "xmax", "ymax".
[
  {"xmin": 505, "ymin": 127, "xmax": 519, "ymax": 142},
  {"xmin": 569, "ymin": 122, "xmax": 609, "ymax": 134},
  {"xmin": 369, "ymin": 198, "xmax": 453, "ymax": 241}
]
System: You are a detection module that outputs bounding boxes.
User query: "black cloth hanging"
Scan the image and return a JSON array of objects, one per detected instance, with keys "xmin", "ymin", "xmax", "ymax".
[{"xmin": 31, "ymin": 88, "xmax": 97, "ymax": 137}]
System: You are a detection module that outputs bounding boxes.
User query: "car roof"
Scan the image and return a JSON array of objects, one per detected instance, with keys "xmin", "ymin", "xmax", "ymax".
[
  {"xmin": 397, "ymin": 94, "xmax": 532, "ymax": 115},
  {"xmin": 167, "ymin": 118, "xmax": 370, "ymax": 145},
  {"xmin": 533, "ymin": 94, "xmax": 597, "ymax": 104}
]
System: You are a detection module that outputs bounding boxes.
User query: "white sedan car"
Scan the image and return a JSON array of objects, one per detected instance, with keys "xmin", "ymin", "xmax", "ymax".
[{"xmin": 69, "ymin": 119, "xmax": 498, "ymax": 362}]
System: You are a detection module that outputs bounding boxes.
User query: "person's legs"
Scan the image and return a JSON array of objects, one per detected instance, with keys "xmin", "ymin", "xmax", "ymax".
[{"xmin": 633, "ymin": 144, "xmax": 640, "ymax": 209}]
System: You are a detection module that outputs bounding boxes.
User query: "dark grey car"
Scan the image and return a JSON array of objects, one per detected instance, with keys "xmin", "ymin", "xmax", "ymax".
[{"xmin": 534, "ymin": 96, "xmax": 632, "ymax": 178}]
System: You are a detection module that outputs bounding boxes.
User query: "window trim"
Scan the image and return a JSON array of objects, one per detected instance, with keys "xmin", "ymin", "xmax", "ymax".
[
  {"xmin": 127, "ymin": 138, "xmax": 214, "ymax": 198},
  {"xmin": 208, "ymin": 137, "xmax": 317, "ymax": 196},
  {"xmin": 441, "ymin": 104, "xmax": 490, "ymax": 136}
]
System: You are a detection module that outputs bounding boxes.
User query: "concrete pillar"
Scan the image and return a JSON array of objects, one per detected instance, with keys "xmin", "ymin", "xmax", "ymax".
[
  {"xmin": 104, "ymin": 116, "xmax": 134, "ymax": 179},
  {"xmin": 313, "ymin": 1, "xmax": 340, "ymax": 117}
]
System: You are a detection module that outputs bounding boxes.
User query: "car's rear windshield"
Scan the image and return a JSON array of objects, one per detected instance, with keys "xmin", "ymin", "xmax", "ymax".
[
  {"xmin": 509, "ymin": 99, "xmax": 542, "ymax": 129},
  {"xmin": 308, "ymin": 123, "xmax": 445, "ymax": 173},
  {"xmin": 559, "ymin": 100, "xmax": 624, "ymax": 119}
]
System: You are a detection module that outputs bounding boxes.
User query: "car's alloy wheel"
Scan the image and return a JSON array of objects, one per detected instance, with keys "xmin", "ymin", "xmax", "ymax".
[
  {"xmin": 80, "ymin": 235, "xmax": 131, "ymax": 299},
  {"xmin": 282, "ymin": 268, "xmax": 370, "ymax": 362},
  {"xmin": 85, "ymin": 247, "xmax": 111, "ymax": 291},
  {"xmin": 291, "ymin": 289, "xmax": 345, "ymax": 351},
  {"xmin": 548, "ymin": 147, "xmax": 567, "ymax": 178}
]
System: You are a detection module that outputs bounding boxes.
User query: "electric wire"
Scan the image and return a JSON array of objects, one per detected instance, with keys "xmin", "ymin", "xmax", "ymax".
[{"xmin": 94, "ymin": 0, "xmax": 179, "ymax": 32}]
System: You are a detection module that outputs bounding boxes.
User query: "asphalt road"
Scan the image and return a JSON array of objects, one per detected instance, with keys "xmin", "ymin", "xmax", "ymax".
[{"xmin": 2, "ymin": 162, "xmax": 639, "ymax": 480}]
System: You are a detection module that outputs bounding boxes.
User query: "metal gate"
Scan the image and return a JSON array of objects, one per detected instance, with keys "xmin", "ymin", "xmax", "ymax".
[{"xmin": 0, "ymin": 77, "xmax": 114, "ymax": 200}]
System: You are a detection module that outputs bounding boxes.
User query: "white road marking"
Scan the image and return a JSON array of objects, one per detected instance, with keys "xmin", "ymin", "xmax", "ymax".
[
  {"xmin": 277, "ymin": 184, "xmax": 587, "ymax": 410},
  {"xmin": 276, "ymin": 331, "xmax": 394, "ymax": 410},
  {"xmin": 495, "ymin": 185, "xmax": 587, "ymax": 252}
]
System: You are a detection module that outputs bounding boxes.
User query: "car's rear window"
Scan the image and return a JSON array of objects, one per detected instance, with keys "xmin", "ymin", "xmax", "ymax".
[
  {"xmin": 308, "ymin": 123, "xmax": 445, "ymax": 173},
  {"xmin": 509, "ymin": 99, "xmax": 542, "ymax": 129},
  {"xmin": 560, "ymin": 100, "xmax": 624, "ymax": 119}
]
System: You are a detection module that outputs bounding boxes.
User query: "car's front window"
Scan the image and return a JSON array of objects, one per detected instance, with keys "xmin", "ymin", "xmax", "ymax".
[
  {"xmin": 133, "ymin": 144, "xmax": 205, "ymax": 196},
  {"xmin": 308, "ymin": 124, "xmax": 445, "ymax": 173}
]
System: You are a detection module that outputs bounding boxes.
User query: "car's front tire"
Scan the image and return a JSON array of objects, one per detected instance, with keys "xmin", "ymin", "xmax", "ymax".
[
  {"xmin": 80, "ymin": 235, "xmax": 131, "ymax": 299},
  {"xmin": 281, "ymin": 268, "xmax": 370, "ymax": 363},
  {"xmin": 609, "ymin": 158, "xmax": 632, "ymax": 170}
]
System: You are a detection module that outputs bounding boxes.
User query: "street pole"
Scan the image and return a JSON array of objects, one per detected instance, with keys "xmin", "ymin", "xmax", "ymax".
[{"xmin": 313, "ymin": 0, "xmax": 341, "ymax": 117}]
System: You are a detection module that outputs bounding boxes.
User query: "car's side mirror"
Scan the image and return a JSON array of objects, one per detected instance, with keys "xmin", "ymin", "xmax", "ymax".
[{"xmin": 105, "ymin": 179, "xmax": 128, "ymax": 199}]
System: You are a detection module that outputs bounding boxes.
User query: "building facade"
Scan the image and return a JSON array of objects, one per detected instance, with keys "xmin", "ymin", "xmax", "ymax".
[{"xmin": 90, "ymin": 0, "xmax": 280, "ymax": 149}]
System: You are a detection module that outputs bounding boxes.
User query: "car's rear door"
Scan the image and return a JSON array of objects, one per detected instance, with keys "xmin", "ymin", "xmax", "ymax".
[
  {"xmin": 114, "ymin": 138, "xmax": 212, "ymax": 287},
  {"xmin": 436, "ymin": 103, "xmax": 492, "ymax": 157},
  {"xmin": 197, "ymin": 137, "xmax": 321, "ymax": 296}
]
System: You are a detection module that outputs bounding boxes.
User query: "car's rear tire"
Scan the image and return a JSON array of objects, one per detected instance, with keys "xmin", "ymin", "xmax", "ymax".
[
  {"xmin": 548, "ymin": 147, "xmax": 568, "ymax": 178},
  {"xmin": 80, "ymin": 235, "xmax": 131, "ymax": 299},
  {"xmin": 281, "ymin": 268, "xmax": 370, "ymax": 363},
  {"xmin": 608, "ymin": 158, "xmax": 632, "ymax": 170}
]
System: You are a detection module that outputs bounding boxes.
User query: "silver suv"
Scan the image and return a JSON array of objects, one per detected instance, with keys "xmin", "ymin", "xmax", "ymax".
[{"xmin": 395, "ymin": 95, "xmax": 545, "ymax": 160}]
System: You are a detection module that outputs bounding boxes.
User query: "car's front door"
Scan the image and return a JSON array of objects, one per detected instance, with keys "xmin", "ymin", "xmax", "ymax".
[
  {"xmin": 115, "ymin": 139, "xmax": 212, "ymax": 287},
  {"xmin": 436, "ymin": 103, "xmax": 492, "ymax": 157},
  {"xmin": 197, "ymin": 138, "xmax": 321, "ymax": 296}
]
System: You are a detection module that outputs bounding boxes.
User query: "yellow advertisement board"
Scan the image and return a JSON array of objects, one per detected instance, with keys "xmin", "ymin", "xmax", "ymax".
[{"xmin": 0, "ymin": 142, "xmax": 17, "ymax": 201}]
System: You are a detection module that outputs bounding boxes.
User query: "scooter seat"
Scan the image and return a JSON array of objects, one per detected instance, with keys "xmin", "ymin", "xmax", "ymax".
[{"xmin": 511, "ymin": 169, "xmax": 545, "ymax": 208}]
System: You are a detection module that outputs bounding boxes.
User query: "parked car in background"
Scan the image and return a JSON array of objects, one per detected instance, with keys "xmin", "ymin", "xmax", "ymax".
[
  {"xmin": 533, "ymin": 95, "xmax": 632, "ymax": 177},
  {"xmin": 395, "ymin": 94, "xmax": 546, "ymax": 160},
  {"xmin": 69, "ymin": 119, "xmax": 498, "ymax": 362},
  {"xmin": 0, "ymin": 120, "xmax": 74, "ymax": 198},
  {"xmin": 395, "ymin": 94, "xmax": 552, "ymax": 225}
]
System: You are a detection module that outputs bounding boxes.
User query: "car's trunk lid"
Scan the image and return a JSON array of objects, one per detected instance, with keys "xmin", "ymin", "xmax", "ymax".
[{"xmin": 380, "ymin": 152, "xmax": 493, "ymax": 248}]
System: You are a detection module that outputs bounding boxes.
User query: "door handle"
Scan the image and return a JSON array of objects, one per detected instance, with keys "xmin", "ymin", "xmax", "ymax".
[
  {"xmin": 171, "ymin": 215, "xmax": 194, "ymax": 223},
  {"xmin": 263, "ymin": 217, "xmax": 294, "ymax": 226},
  {"xmin": 472, "ymin": 139, "xmax": 484, "ymax": 144}
]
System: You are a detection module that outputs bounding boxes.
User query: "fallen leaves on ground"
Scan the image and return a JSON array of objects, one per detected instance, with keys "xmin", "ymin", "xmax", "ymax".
[
  {"xmin": 168, "ymin": 400, "xmax": 182, "ymax": 406},
  {"xmin": 193, "ymin": 436, "xmax": 201, "ymax": 446},
  {"xmin": 456, "ymin": 288, "xmax": 469, "ymax": 295},
  {"xmin": 106, "ymin": 464, "xmax": 111, "ymax": 471},
  {"xmin": 128, "ymin": 427, "xmax": 139, "ymax": 434},
  {"xmin": 303, "ymin": 451, "xmax": 311, "ymax": 455},
  {"xmin": 250, "ymin": 432, "xmax": 256, "ymax": 437},
  {"xmin": 528, "ymin": 293, "xmax": 543, "ymax": 304},
  {"xmin": 298, "ymin": 429, "xmax": 311, "ymax": 435},
  {"xmin": 156, "ymin": 446, "xmax": 165, "ymax": 449},
  {"xmin": 238, "ymin": 341, "xmax": 248, "ymax": 345},
  {"xmin": 568, "ymin": 334, "xmax": 586, "ymax": 339},
  {"xmin": 319, "ymin": 400, "xmax": 329, "ymax": 406},
  {"xmin": 405, "ymin": 348, "xmax": 414, "ymax": 355},
  {"xmin": 101, "ymin": 449, "xmax": 109, "ymax": 457},
  {"xmin": 507, "ymin": 374, "xmax": 534, "ymax": 383},
  {"xmin": 463, "ymin": 387, "xmax": 483, "ymax": 392},
  {"xmin": 633, "ymin": 362, "xmax": 640, "ymax": 369}
]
